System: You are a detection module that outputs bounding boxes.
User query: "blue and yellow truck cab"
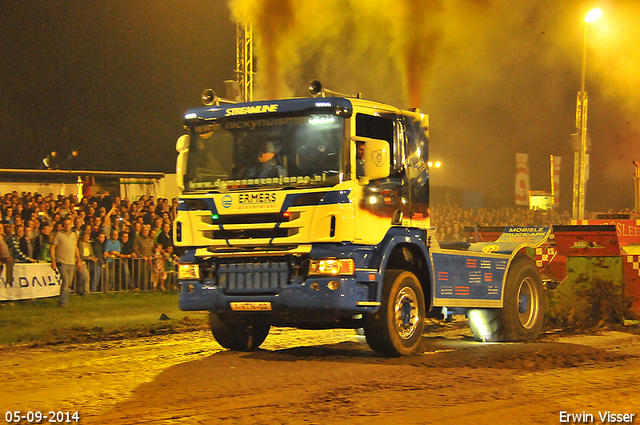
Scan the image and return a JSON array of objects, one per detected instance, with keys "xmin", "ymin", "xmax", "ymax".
[{"xmin": 175, "ymin": 83, "xmax": 548, "ymax": 356}]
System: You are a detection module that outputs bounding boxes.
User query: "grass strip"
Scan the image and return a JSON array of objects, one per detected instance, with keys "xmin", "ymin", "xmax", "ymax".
[{"xmin": 0, "ymin": 291, "xmax": 208, "ymax": 346}]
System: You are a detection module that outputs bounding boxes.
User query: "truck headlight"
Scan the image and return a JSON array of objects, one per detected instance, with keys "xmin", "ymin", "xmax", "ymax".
[
  {"xmin": 178, "ymin": 264, "xmax": 200, "ymax": 280},
  {"xmin": 308, "ymin": 259, "xmax": 355, "ymax": 276}
]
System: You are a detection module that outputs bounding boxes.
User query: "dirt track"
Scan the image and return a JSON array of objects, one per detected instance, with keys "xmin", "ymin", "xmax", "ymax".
[{"xmin": 2, "ymin": 320, "xmax": 640, "ymax": 424}]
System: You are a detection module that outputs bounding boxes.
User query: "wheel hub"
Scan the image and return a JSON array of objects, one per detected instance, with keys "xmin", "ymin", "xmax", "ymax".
[
  {"xmin": 517, "ymin": 277, "xmax": 539, "ymax": 329},
  {"xmin": 394, "ymin": 287, "xmax": 419, "ymax": 339},
  {"xmin": 518, "ymin": 293, "xmax": 529, "ymax": 314}
]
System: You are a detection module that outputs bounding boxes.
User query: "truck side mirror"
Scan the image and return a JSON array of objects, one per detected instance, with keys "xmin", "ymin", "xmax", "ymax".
[
  {"xmin": 363, "ymin": 137, "xmax": 390, "ymax": 181},
  {"xmin": 176, "ymin": 134, "xmax": 190, "ymax": 191}
]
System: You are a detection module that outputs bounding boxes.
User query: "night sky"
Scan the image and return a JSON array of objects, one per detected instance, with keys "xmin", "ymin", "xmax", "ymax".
[
  {"xmin": 1, "ymin": 1, "xmax": 235, "ymax": 173},
  {"xmin": 2, "ymin": 0, "xmax": 639, "ymax": 212}
]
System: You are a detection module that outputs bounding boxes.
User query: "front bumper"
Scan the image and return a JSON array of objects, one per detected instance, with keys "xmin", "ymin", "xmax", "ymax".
[{"xmin": 179, "ymin": 271, "xmax": 380, "ymax": 317}]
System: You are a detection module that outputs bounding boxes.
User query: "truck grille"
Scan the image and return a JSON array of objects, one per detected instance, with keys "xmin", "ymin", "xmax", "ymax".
[
  {"xmin": 217, "ymin": 258, "xmax": 290, "ymax": 292},
  {"xmin": 211, "ymin": 228, "xmax": 299, "ymax": 239},
  {"xmin": 203, "ymin": 211, "xmax": 301, "ymax": 240}
]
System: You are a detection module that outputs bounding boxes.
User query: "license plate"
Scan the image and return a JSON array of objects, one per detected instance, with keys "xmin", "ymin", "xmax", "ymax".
[{"xmin": 230, "ymin": 302, "xmax": 272, "ymax": 311}]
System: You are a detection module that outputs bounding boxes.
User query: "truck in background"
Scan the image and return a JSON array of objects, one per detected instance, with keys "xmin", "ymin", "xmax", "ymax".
[{"xmin": 174, "ymin": 81, "xmax": 548, "ymax": 356}]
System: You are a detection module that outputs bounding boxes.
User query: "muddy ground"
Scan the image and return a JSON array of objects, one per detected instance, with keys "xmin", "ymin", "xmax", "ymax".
[{"xmin": 2, "ymin": 318, "xmax": 640, "ymax": 424}]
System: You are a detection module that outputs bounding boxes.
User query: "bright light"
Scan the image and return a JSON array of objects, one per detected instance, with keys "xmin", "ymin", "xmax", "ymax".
[
  {"xmin": 184, "ymin": 112, "xmax": 197, "ymax": 119},
  {"xmin": 584, "ymin": 8, "xmax": 602, "ymax": 23},
  {"xmin": 309, "ymin": 115, "xmax": 336, "ymax": 124},
  {"xmin": 308, "ymin": 259, "xmax": 355, "ymax": 276},
  {"xmin": 427, "ymin": 161, "xmax": 442, "ymax": 168},
  {"xmin": 178, "ymin": 264, "xmax": 200, "ymax": 280},
  {"xmin": 468, "ymin": 309, "xmax": 494, "ymax": 342}
]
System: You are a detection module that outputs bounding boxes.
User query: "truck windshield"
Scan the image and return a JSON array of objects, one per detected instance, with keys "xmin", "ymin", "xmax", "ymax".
[{"xmin": 185, "ymin": 114, "xmax": 345, "ymax": 192}]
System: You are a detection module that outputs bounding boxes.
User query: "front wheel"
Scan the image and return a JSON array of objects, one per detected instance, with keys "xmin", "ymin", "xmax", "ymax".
[
  {"xmin": 209, "ymin": 313, "xmax": 270, "ymax": 351},
  {"xmin": 363, "ymin": 270, "xmax": 425, "ymax": 356},
  {"xmin": 469, "ymin": 255, "xmax": 545, "ymax": 342}
]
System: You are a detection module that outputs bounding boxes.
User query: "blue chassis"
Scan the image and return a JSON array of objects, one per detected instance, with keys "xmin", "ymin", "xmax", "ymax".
[{"xmin": 178, "ymin": 226, "xmax": 544, "ymax": 319}]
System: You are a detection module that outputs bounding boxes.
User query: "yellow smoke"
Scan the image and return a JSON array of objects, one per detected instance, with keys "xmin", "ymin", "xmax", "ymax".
[
  {"xmin": 589, "ymin": 3, "xmax": 640, "ymax": 113},
  {"xmin": 229, "ymin": 0, "xmax": 296, "ymax": 100},
  {"xmin": 228, "ymin": 0, "xmax": 640, "ymax": 126},
  {"xmin": 228, "ymin": 0, "xmax": 450, "ymax": 106}
]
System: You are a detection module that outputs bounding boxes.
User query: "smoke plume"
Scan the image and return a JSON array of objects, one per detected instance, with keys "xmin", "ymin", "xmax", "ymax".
[
  {"xmin": 229, "ymin": 0, "xmax": 448, "ymax": 106},
  {"xmin": 227, "ymin": 0, "xmax": 640, "ymax": 211}
]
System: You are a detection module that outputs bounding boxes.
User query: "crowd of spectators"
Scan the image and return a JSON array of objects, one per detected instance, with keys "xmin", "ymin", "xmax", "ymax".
[
  {"xmin": 0, "ymin": 190, "xmax": 179, "ymax": 294},
  {"xmin": 0, "ymin": 189, "xmax": 603, "ymax": 291},
  {"xmin": 430, "ymin": 204, "xmax": 578, "ymax": 242}
]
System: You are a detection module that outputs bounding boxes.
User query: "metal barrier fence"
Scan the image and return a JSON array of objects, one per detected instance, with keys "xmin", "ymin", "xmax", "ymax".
[{"xmin": 74, "ymin": 258, "xmax": 178, "ymax": 293}]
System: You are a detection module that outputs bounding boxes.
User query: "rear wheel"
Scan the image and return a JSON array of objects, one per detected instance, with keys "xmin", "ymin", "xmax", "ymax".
[
  {"xmin": 469, "ymin": 255, "xmax": 545, "ymax": 342},
  {"xmin": 364, "ymin": 270, "xmax": 425, "ymax": 356},
  {"xmin": 209, "ymin": 312, "xmax": 270, "ymax": 351}
]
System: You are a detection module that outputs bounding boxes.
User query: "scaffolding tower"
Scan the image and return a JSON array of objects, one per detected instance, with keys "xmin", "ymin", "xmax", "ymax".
[{"xmin": 235, "ymin": 21, "xmax": 254, "ymax": 102}]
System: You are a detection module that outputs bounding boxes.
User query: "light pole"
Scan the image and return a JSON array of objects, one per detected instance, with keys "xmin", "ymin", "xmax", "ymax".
[{"xmin": 572, "ymin": 8, "xmax": 602, "ymax": 220}]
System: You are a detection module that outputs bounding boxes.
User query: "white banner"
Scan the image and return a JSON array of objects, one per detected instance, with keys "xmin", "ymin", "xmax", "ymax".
[
  {"xmin": 515, "ymin": 153, "xmax": 530, "ymax": 206},
  {"xmin": 120, "ymin": 178, "xmax": 159, "ymax": 201},
  {"xmin": 0, "ymin": 263, "xmax": 61, "ymax": 301}
]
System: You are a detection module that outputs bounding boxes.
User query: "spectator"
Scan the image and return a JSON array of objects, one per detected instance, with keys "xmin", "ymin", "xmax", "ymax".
[
  {"xmin": 133, "ymin": 224, "xmax": 154, "ymax": 260},
  {"xmin": 78, "ymin": 232, "xmax": 100, "ymax": 292},
  {"xmin": 26, "ymin": 219, "xmax": 39, "ymax": 240},
  {"xmin": 19, "ymin": 225, "xmax": 35, "ymax": 260},
  {"xmin": 120, "ymin": 231, "xmax": 135, "ymax": 257},
  {"xmin": 5, "ymin": 224, "xmax": 34, "ymax": 263},
  {"xmin": 82, "ymin": 176, "xmax": 94, "ymax": 199},
  {"xmin": 170, "ymin": 198, "xmax": 179, "ymax": 221},
  {"xmin": 156, "ymin": 222, "xmax": 173, "ymax": 249},
  {"xmin": 91, "ymin": 232, "xmax": 106, "ymax": 292},
  {"xmin": 51, "ymin": 217, "xmax": 84, "ymax": 306},
  {"xmin": 72, "ymin": 216, "xmax": 84, "ymax": 234},
  {"xmin": 164, "ymin": 245, "xmax": 178, "ymax": 289},
  {"xmin": 91, "ymin": 214, "xmax": 113, "ymax": 240},
  {"xmin": 65, "ymin": 150, "xmax": 82, "ymax": 170},
  {"xmin": 104, "ymin": 229, "xmax": 122, "ymax": 291},
  {"xmin": 52, "ymin": 220, "xmax": 63, "ymax": 234},
  {"xmin": 58, "ymin": 198, "xmax": 71, "ymax": 217},
  {"xmin": 356, "ymin": 140, "xmax": 365, "ymax": 178},
  {"xmin": 104, "ymin": 229, "xmax": 121, "ymax": 259},
  {"xmin": 151, "ymin": 243, "xmax": 167, "ymax": 291},
  {"xmin": 35, "ymin": 223, "xmax": 53, "ymax": 262},
  {"xmin": 104, "ymin": 229, "xmax": 131, "ymax": 290},
  {"xmin": 75, "ymin": 232, "xmax": 92, "ymax": 294},
  {"xmin": 41, "ymin": 151, "xmax": 59, "ymax": 170},
  {"xmin": 152, "ymin": 216, "xmax": 163, "ymax": 232},
  {"xmin": 118, "ymin": 231, "xmax": 135, "ymax": 289},
  {"xmin": 93, "ymin": 232, "xmax": 106, "ymax": 258},
  {"xmin": 0, "ymin": 224, "xmax": 13, "ymax": 283},
  {"xmin": 2, "ymin": 207, "xmax": 14, "ymax": 224},
  {"xmin": 130, "ymin": 221, "xmax": 142, "ymax": 240}
]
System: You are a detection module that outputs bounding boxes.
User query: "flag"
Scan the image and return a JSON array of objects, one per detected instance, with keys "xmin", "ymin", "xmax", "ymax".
[
  {"xmin": 515, "ymin": 153, "xmax": 530, "ymax": 206},
  {"xmin": 552, "ymin": 156, "xmax": 561, "ymax": 208}
]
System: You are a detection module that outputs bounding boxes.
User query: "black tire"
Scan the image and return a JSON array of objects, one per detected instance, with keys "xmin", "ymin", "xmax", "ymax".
[
  {"xmin": 363, "ymin": 270, "xmax": 425, "ymax": 356},
  {"xmin": 468, "ymin": 255, "xmax": 545, "ymax": 342},
  {"xmin": 208, "ymin": 312, "xmax": 270, "ymax": 351}
]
